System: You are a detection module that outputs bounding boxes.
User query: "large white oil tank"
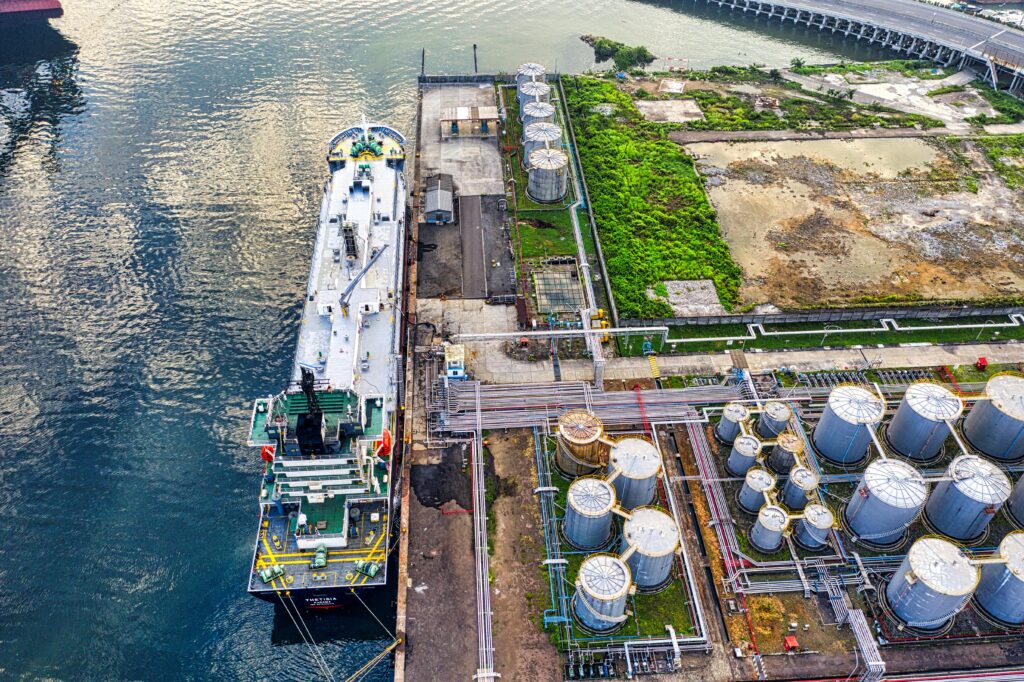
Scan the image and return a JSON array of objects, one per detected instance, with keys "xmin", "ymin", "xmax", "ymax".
[
  {"xmin": 886, "ymin": 537, "xmax": 979, "ymax": 630},
  {"xmin": 781, "ymin": 465, "xmax": 819, "ymax": 511},
  {"xmin": 726, "ymin": 434, "xmax": 762, "ymax": 477},
  {"xmin": 814, "ymin": 385, "xmax": 885, "ymax": 466},
  {"xmin": 845, "ymin": 458, "xmax": 927, "ymax": 546},
  {"xmin": 973, "ymin": 531, "xmax": 1024, "ymax": 626},
  {"xmin": 962, "ymin": 374, "xmax": 1024, "ymax": 462},
  {"xmin": 521, "ymin": 99, "xmax": 555, "ymax": 127},
  {"xmin": 516, "ymin": 62, "xmax": 546, "ymax": 88},
  {"xmin": 716, "ymin": 402, "xmax": 750, "ymax": 444},
  {"xmin": 563, "ymin": 477, "xmax": 616, "ymax": 550},
  {"xmin": 886, "ymin": 382, "xmax": 963, "ymax": 462},
  {"xmin": 757, "ymin": 401, "xmax": 792, "ymax": 439},
  {"xmin": 608, "ymin": 438, "xmax": 662, "ymax": 510},
  {"xmin": 925, "ymin": 454, "xmax": 1011, "ymax": 541},
  {"xmin": 768, "ymin": 431, "xmax": 803, "ymax": 475},
  {"xmin": 793, "ymin": 503, "xmax": 834, "ymax": 551},
  {"xmin": 620, "ymin": 507, "xmax": 678, "ymax": 590},
  {"xmin": 556, "ymin": 409, "xmax": 606, "ymax": 477},
  {"xmin": 1008, "ymin": 473, "xmax": 1024, "ymax": 528},
  {"xmin": 739, "ymin": 468, "xmax": 775, "ymax": 514},
  {"xmin": 572, "ymin": 554, "xmax": 631, "ymax": 633},
  {"xmin": 517, "ymin": 79, "xmax": 551, "ymax": 109},
  {"xmin": 750, "ymin": 504, "xmax": 789, "ymax": 553},
  {"xmin": 521, "ymin": 122, "xmax": 562, "ymax": 170},
  {"xmin": 527, "ymin": 147, "xmax": 568, "ymax": 204}
]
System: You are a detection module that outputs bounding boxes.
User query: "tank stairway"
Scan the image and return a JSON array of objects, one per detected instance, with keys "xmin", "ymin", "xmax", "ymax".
[{"xmin": 647, "ymin": 355, "xmax": 661, "ymax": 379}]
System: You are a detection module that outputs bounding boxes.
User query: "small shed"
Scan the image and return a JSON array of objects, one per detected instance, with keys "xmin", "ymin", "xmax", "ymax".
[
  {"xmin": 783, "ymin": 635, "xmax": 799, "ymax": 652},
  {"xmin": 444, "ymin": 343, "xmax": 466, "ymax": 380},
  {"xmin": 424, "ymin": 174, "xmax": 454, "ymax": 224},
  {"xmin": 440, "ymin": 106, "xmax": 500, "ymax": 139}
]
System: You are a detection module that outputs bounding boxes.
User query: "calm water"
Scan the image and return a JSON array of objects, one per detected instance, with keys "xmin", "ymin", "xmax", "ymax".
[{"xmin": 0, "ymin": 2, "xmax": 884, "ymax": 679}]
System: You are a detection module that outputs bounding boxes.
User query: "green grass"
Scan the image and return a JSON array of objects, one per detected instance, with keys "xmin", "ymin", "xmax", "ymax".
[
  {"xmin": 967, "ymin": 84, "xmax": 1024, "ymax": 126},
  {"xmin": 975, "ymin": 134, "xmax": 1024, "ymax": 189},
  {"xmin": 927, "ymin": 84, "xmax": 967, "ymax": 97},
  {"xmin": 516, "ymin": 207, "xmax": 596, "ymax": 259},
  {"xmin": 791, "ymin": 59, "xmax": 953, "ymax": 80}
]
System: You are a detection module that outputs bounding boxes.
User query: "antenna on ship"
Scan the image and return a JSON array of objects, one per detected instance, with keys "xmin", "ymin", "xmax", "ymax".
[{"xmin": 300, "ymin": 367, "xmax": 321, "ymax": 414}]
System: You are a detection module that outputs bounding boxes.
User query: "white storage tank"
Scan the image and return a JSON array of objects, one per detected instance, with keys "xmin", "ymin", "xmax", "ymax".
[
  {"xmin": 527, "ymin": 147, "xmax": 568, "ymax": 204},
  {"xmin": 757, "ymin": 401, "xmax": 793, "ymax": 439},
  {"xmin": 1008, "ymin": 473, "xmax": 1024, "ymax": 528},
  {"xmin": 556, "ymin": 409, "xmax": 606, "ymax": 477},
  {"xmin": 886, "ymin": 382, "xmax": 963, "ymax": 462},
  {"xmin": 781, "ymin": 465, "xmax": 819, "ymax": 510},
  {"xmin": 924, "ymin": 454, "xmax": 1011, "ymax": 542},
  {"xmin": 620, "ymin": 507, "xmax": 679, "ymax": 590},
  {"xmin": 886, "ymin": 537, "xmax": 979, "ymax": 630},
  {"xmin": 750, "ymin": 504, "xmax": 789, "ymax": 553},
  {"xmin": 521, "ymin": 99, "xmax": 555, "ymax": 127},
  {"xmin": 572, "ymin": 554, "xmax": 631, "ymax": 633},
  {"xmin": 814, "ymin": 385, "xmax": 885, "ymax": 466},
  {"xmin": 521, "ymin": 122, "xmax": 562, "ymax": 170},
  {"xmin": 793, "ymin": 503, "xmax": 834, "ymax": 551},
  {"xmin": 739, "ymin": 468, "xmax": 776, "ymax": 514},
  {"xmin": 726, "ymin": 434, "xmax": 762, "ymax": 477},
  {"xmin": 845, "ymin": 458, "xmax": 927, "ymax": 546},
  {"xmin": 563, "ymin": 477, "xmax": 616, "ymax": 550},
  {"xmin": 962, "ymin": 374, "xmax": 1024, "ymax": 462},
  {"xmin": 517, "ymin": 79, "xmax": 551, "ymax": 109},
  {"xmin": 716, "ymin": 402, "xmax": 750, "ymax": 445},
  {"xmin": 516, "ymin": 62, "xmax": 546, "ymax": 88},
  {"xmin": 608, "ymin": 437, "xmax": 662, "ymax": 510},
  {"xmin": 768, "ymin": 431, "xmax": 804, "ymax": 475},
  {"xmin": 973, "ymin": 531, "xmax": 1024, "ymax": 626}
]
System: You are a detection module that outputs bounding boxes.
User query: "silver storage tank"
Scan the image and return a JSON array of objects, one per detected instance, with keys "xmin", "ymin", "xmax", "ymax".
[
  {"xmin": 516, "ymin": 62, "xmax": 546, "ymax": 88},
  {"xmin": 845, "ymin": 458, "xmax": 927, "ymax": 545},
  {"xmin": 781, "ymin": 465, "xmax": 819, "ymax": 511},
  {"xmin": 726, "ymin": 434, "xmax": 762, "ymax": 477},
  {"xmin": 572, "ymin": 554, "xmax": 631, "ymax": 633},
  {"xmin": 973, "ymin": 531, "xmax": 1024, "ymax": 625},
  {"xmin": 739, "ymin": 468, "xmax": 776, "ymax": 514},
  {"xmin": 768, "ymin": 431, "xmax": 804, "ymax": 475},
  {"xmin": 521, "ymin": 122, "xmax": 562, "ymax": 170},
  {"xmin": 886, "ymin": 537, "xmax": 979, "ymax": 630},
  {"xmin": 556, "ymin": 409, "xmax": 606, "ymax": 477},
  {"xmin": 925, "ymin": 454, "xmax": 1011, "ymax": 541},
  {"xmin": 521, "ymin": 99, "xmax": 555, "ymax": 127},
  {"xmin": 716, "ymin": 402, "xmax": 750, "ymax": 444},
  {"xmin": 620, "ymin": 507, "xmax": 679, "ymax": 590},
  {"xmin": 607, "ymin": 437, "xmax": 662, "ymax": 510},
  {"xmin": 526, "ymin": 147, "xmax": 568, "ymax": 204},
  {"xmin": 750, "ymin": 504, "xmax": 789, "ymax": 553},
  {"xmin": 793, "ymin": 504, "xmax": 834, "ymax": 551},
  {"xmin": 563, "ymin": 477, "xmax": 616, "ymax": 550},
  {"xmin": 814, "ymin": 385, "xmax": 885, "ymax": 466},
  {"xmin": 962, "ymin": 374, "xmax": 1024, "ymax": 462},
  {"xmin": 517, "ymin": 79, "xmax": 551, "ymax": 109},
  {"xmin": 1008, "ymin": 473, "xmax": 1024, "ymax": 527},
  {"xmin": 887, "ymin": 382, "xmax": 963, "ymax": 462},
  {"xmin": 757, "ymin": 400, "xmax": 793, "ymax": 439}
]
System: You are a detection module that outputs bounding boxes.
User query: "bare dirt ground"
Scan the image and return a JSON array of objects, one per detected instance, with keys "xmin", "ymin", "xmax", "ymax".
[{"xmin": 688, "ymin": 137, "xmax": 1024, "ymax": 308}]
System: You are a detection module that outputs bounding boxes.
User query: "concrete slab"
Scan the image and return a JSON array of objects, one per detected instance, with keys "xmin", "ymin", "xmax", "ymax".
[
  {"xmin": 420, "ymin": 84, "xmax": 504, "ymax": 196},
  {"xmin": 417, "ymin": 222, "xmax": 462, "ymax": 298},
  {"xmin": 460, "ymin": 195, "xmax": 487, "ymax": 298}
]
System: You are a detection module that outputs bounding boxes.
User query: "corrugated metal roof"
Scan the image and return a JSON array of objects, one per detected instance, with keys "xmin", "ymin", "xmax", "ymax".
[
  {"xmin": 906, "ymin": 537, "xmax": 978, "ymax": 596},
  {"xmin": 827, "ymin": 385, "xmax": 885, "ymax": 425},
  {"xmin": 949, "ymin": 454, "xmax": 1011, "ymax": 503},
  {"xmin": 424, "ymin": 174, "xmax": 453, "ymax": 216},
  {"xmin": 440, "ymin": 105, "xmax": 499, "ymax": 121},
  {"xmin": 904, "ymin": 382, "xmax": 963, "ymax": 421},
  {"xmin": 863, "ymin": 458, "xmax": 927, "ymax": 508}
]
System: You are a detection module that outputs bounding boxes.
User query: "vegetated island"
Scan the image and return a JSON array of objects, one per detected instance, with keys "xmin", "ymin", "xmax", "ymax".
[{"xmin": 581, "ymin": 35, "xmax": 655, "ymax": 71}]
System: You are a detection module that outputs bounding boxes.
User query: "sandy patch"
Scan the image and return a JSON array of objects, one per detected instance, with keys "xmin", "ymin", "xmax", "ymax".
[{"xmin": 636, "ymin": 99, "xmax": 705, "ymax": 123}]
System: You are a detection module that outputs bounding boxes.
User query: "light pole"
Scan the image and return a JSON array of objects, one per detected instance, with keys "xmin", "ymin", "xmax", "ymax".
[
  {"xmin": 976, "ymin": 320, "xmax": 994, "ymax": 341},
  {"xmin": 821, "ymin": 324, "xmax": 840, "ymax": 347}
]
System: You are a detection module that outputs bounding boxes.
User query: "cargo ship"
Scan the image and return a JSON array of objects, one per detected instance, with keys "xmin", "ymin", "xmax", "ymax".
[
  {"xmin": 0, "ymin": 0, "xmax": 63, "ymax": 23},
  {"xmin": 246, "ymin": 121, "xmax": 407, "ymax": 608}
]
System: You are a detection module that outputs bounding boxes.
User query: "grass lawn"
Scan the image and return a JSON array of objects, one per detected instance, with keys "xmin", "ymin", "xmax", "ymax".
[{"xmin": 975, "ymin": 134, "xmax": 1024, "ymax": 190}]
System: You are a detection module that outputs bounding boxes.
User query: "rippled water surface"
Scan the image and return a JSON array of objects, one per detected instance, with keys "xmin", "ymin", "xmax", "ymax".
[{"xmin": 0, "ymin": 1, "xmax": 885, "ymax": 679}]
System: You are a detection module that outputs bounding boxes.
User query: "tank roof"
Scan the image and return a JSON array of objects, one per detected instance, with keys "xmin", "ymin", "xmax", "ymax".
[
  {"xmin": 723, "ymin": 402, "xmax": 750, "ymax": 422},
  {"xmin": 998, "ymin": 531, "xmax": 1024, "ymax": 579},
  {"xmin": 519, "ymin": 80, "xmax": 551, "ymax": 96},
  {"xmin": 904, "ymin": 382, "xmax": 964, "ymax": 421},
  {"xmin": 578, "ymin": 554, "xmax": 631, "ymax": 599},
  {"xmin": 862, "ymin": 458, "xmax": 927, "ymax": 508},
  {"xmin": 623, "ymin": 507, "xmax": 679, "ymax": 556},
  {"xmin": 984, "ymin": 374, "xmax": 1024, "ymax": 420},
  {"xmin": 558, "ymin": 410, "xmax": 603, "ymax": 444},
  {"xmin": 528, "ymin": 147, "xmax": 567, "ymax": 170},
  {"xmin": 523, "ymin": 100, "xmax": 556, "ymax": 118},
  {"xmin": 763, "ymin": 400, "xmax": 793, "ymax": 421},
  {"xmin": 775, "ymin": 431, "xmax": 804, "ymax": 454},
  {"xmin": 568, "ymin": 477, "xmax": 616, "ymax": 517},
  {"xmin": 948, "ymin": 454, "xmax": 1011, "ymax": 504},
  {"xmin": 803, "ymin": 503, "xmax": 834, "ymax": 529},
  {"xmin": 906, "ymin": 537, "xmax": 979, "ymax": 596},
  {"xmin": 790, "ymin": 466, "xmax": 819, "ymax": 491},
  {"xmin": 734, "ymin": 434, "xmax": 762, "ymax": 457},
  {"xmin": 758, "ymin": 505, "xmax": 789, "ymax": 532},
  {"xmin": 827, "ymin": 385, "xmax": 885, "ymax": 424},
  {"xmin": 517, "ymin": 62, "xmax": 546, "ymax": 77},
  {"xmin": 610, "ymin": 438, "xmax": 661, "ymax": 479},
  {"xmin": 745, "ymin": 467, "xmax": 776, "ymax": 491},
  {"xmin": 523, "ymin": 121, "xmax": 561, "ymax": 143}
]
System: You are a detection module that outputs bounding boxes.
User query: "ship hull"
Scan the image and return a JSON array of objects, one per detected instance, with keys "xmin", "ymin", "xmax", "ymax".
[{"xmin": 0, "ymin": 0, "xmax": 63, "ymax": 23}]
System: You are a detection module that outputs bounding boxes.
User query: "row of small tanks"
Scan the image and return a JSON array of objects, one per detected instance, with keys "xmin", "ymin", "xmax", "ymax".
[
  {"xmin": 554, "ymin": 410, "xmax": 682, "ymax": 633},
  {"xmin": 515, "ymin": 62, "xmax": 569, "ymax": 204}
]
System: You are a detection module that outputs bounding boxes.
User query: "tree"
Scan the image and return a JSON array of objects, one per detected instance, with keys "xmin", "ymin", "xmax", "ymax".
[{"xmin": 790, "ymin": 57, "xmax": 805, "ymax": 69}]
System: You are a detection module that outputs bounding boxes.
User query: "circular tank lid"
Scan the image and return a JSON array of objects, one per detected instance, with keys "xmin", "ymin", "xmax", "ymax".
[
  {"xmin": 610, "ymin": 438, "xmax": 662, "ymax": 479},
  {"xmin": 763, "ymin": 400, "xmax": 793, "ymax": 422},
  {"xmin": 723, "ymin": 402, "xmax": 750, "ymax": 422},
  {"xmin": 528, "ymin": 147, "xmax": 568, "ymax": 170},
  {"xmin": 827, "ymin": 385, "xmax": 885, "ymax": 425},
  {"xmin": 998, "ymin": 531, "xmax": 1024, "ymax": 579},
  {"xmin": 578, "ymin": 554, "xmax": 631, "ymax": 599},
  {"xmin": 904, "ymin": 382, "xmax": 964, "ymax": 422},
  {"xmin": 517, "ymin": 62, "xmax": 546, "ymax": 78},
  {"xmin": 862, "ymin": 458, "xmax": 927, "ymax": 509},
  {"xmin": 775, "ymin": 431, "xmax": 804, "ymax": 455},
  {"xmin": 758, "ymin": 505, "xmax": 789, "ymax": 532},
  {"xmin": 984, "ymin": 374, "xmax": 1024, "ymax": 421},
  {"xmin": 523, "ymin": 121, "xmax": 562, "ymax": 143},
  {"xmin": 745, "ymin": 467, "xmax": 776, "ymax": 492},
  {"xmin": 906, "ymin": 537, "xmax": 979, "ymax": 596},
  {"xmin": 568, "ymin": 477, "xmax": 616, "ymax": 517},
  {"xmin": 623, "ymin": 507, "xmax": 679, "ymax": 556},
  {"xmin": 558, "ymin": 409, "xmax": 603, "ymax": 444},
  {"xmin": 803, "ymin": 503, "xmax": 834, "ymax": 530},
  {"xmin": 948, "ymin": 454, "xmax": 1011, "ymax": 503},
  {"xmin": 733, "ymin": 434, "xmax": 762, "ymax": 457},
  {"xmin": 789, "ymin": 466, "xmax": 820, "ymax": 491},
  {"xmin": 523, "ymin": 100, "xmax": 556, "ymax": 118},
  {"xmin": 519, "ymin": 80, "xmax": 551, "ymax": 97}
]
